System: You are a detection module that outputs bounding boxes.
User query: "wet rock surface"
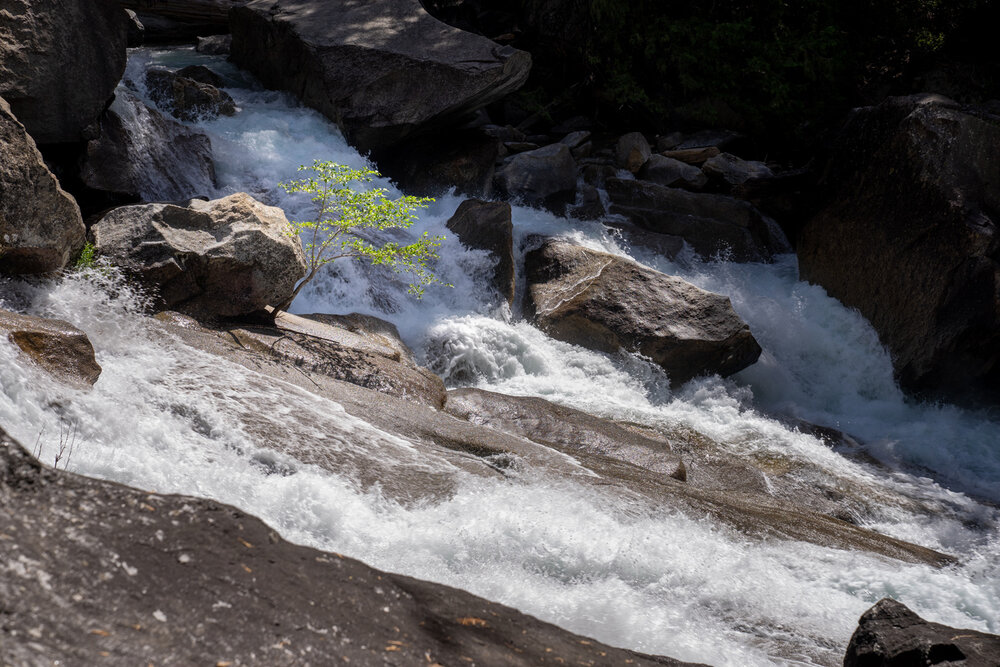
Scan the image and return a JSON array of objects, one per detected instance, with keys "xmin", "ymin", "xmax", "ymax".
[
  {"xmin": 158, "ymin": 311, "xmax": 954, "ymax": 567},
  {"xmin": 606, "ymin": 178, "xmax": 790, "ymax": 262},
  {"xmin": 92, "ymin": 193, "xmax": 306, "ymax": 317},
  {"xmin": 524, "ymin": 240, "xmax": 762, "ymax": 385},
  {"xmin": 446, "ymin": 199, "xmax": 516, "ymax": 306},
  {"xmin": 844, "ymin": 598, "xmax": 1000, "ymax": 667},
  {"xmin": 799, "ymin": 94, "xmax": 1000, "ymax": 402},
  {"xmin": 0, "ymin": 0, "xmax": 127, "ymax": 144},
  {"xmin": 80, "ymin": 89, "xmax": 217, "ymax": 203},
  {"xmin": 0, "ymin": 428, "xmax": 701, "ymax": 667},
  {"xmin": 230, "ymin": 0, "xmax": 532, "ymax": 154},
  {"xmin": 0, "ymin": 309, "xmax": 101, "ymax": 388},
  {"xmin": 145, "ymin": 68, "xmax": 236, "ymax": 121},
  {"xmin": 0, "ymin": 98, "xmax": 85, "ymax": 274}
]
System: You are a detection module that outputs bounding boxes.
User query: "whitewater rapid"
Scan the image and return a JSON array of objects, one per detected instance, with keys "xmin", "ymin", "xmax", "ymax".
[{"xmin": 1, "ymin": 47, "xmax": 998, "ymax": 666}]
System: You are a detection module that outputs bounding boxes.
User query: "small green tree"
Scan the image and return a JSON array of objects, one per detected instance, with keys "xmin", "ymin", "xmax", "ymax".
[{"xmin": 275, "ymin": 161, "xmax": 446, "ymax": 313}]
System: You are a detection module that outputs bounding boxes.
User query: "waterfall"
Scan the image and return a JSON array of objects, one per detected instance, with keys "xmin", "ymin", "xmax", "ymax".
[{"xmin": 1, "ymin": 46, "xmax": 997, "ymax": 666}]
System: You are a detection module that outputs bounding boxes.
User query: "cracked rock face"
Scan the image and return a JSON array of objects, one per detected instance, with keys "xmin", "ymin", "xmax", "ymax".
[
  {"xmin": 524, "ymin": 240, "xmax": 762, "ymax": 385},
  {"xmin": 229, "ymin": 0, "xmax": 532, "ymax": 154},
  {"xmin": 92, "ymin": 193, "xmax": 307, "ymax": 317},
  {"xmin": 0, "ymin": 427, "xmax": 701, "ymax": 667}
]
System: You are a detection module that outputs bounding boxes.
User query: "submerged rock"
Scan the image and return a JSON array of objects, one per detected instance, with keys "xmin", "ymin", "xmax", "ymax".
[
  {"xmin": 230, "ymin": 0, "xmax": 532, "ymax": 154},
  {"xmin": 0, "ymin": 0, "xmax": 127, "ymax": 144},
  {"xmin": 524, "ymin": 240, "xmax": 762, "ymax": 385},
  {"xmin": 446, "ymin": 199, "xmax": 515, "ymax": 306},
  {"xmin": 844, "ymin": 598, "xmax": 1000, "ymax": 667},
  {"xmin": 145, "ymin": 68, "xmax": 236, "ymax": 121},
  {"xmin": 0, "ymin": 427, "xmax": 699, "ymax": 667},
  {"xmin": 445, "ymin": 388, "xmax": 685, "ymax": 477},
  {"xmin": 92, "ymin": 193, "xmax": 306, "ymax": 317},
  {"xmin": 0, "ymin": 98, "xmax": 85, "ymax": 274},
  {"xmin": 799, "ymin": 94, "xmax": 1000, "ymax": 401},
  {"xmin": 80, "ymin": 89, "xmax": 217, "ymax": 203},
  {"xmin": 606, "ymin": 177, "xmax": 790, "ymax": 261},
  {"xmin": 0, "ymin": 310, "xmax": 101, "ymax": 388}
]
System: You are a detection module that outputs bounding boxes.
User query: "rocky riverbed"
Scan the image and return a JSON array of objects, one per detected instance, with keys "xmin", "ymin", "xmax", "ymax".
[{"xmin": 2, "ymin": 1, "xmax": 1000, "ymax": 665}]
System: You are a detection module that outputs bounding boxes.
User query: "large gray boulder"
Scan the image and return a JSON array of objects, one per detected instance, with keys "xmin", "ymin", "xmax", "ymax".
[
  {"xmin": 606, "ymin": 178, "xmax": 790, "ymax": 262},
  {"xmin": 0, "ymin": 309, "xmax": 101, "ymax": 388},
  {"xmin": 92, "ymin": 193, "xmax": 307, "ymax": 317},
  {"xmin": 844, "ymin": 599, "xmax": 1000, "ymax": 667},
  {"xmin": 0, "ymin": 98, "xmax": 85, "ymax": 274},
  {"xmin": 80, "ymin": 89, "xmax": 217, "ymax": 203},
  {"xmin": 799, "ymin": 95, "xmax": 1000, "ymax": 400},
  {"xmin": 229, "ymin": 0, "xmax": 532, "ymax": 154},
  {"xmin": 0, "ymin": 0, "xmax": 127, "ymax": 144},
  {"xmin": 495, "ymin": 143, "xmax": 576, "ymax": 208},
  {"xmin": 445, "ymin": 199, "xmax": 515, "ymax": 306},
  {"xmin": 524, "ymin": 240, "xmax": 761, "ymax": 385}
]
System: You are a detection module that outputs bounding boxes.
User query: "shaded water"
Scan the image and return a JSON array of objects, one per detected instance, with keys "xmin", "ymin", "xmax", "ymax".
[{"xmin": 1, "ymin": 47, "xmax": 997, "ymax": 666}]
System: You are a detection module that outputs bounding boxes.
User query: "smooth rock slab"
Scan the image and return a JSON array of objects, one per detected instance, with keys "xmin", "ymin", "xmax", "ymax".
[
  {"xmin": 524, "ymin": 240, "xmax": 762, "ymax": 385},
  {"xmin": 0, "ymin": 427, "xmax": 700, "ymax": 667},
  {"xmin": 0, "ymin": 98, "xmax": 85, "ymax": 274},
  {"xmin": 844, "ymin": 598, "xmax": 1000, "ymax": 667},
  {"xmin": 230, "ymin": 0, "xmax": 532, "ymax": 154},
  {"xmin": 93, "ymin": 193, "xmax": 306, "ymax": 317},
  {"xmin": 0, "ymin": 309, "xmax": 101, "ymax": 388}
]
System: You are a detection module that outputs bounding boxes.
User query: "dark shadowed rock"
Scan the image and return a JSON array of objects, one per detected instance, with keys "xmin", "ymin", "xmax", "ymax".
[
  {"xmin": 639, "ymin": 154, "xmax": 708, "ymax": 190},
  {"xmin": 615, "ymin": 131, "xmax": 652, "ymax": 173},
  {"xmin": 702, "ymin": 152, "xmax": 773, "ymax": 187},
  {"xmin": 145, "ymin": 68, "xmax": 236, "ymax": 122},
  {"xmin": 495, "ymin": 143, "xmax": 576, "ymax": 209},
  {"xmin": 0, "ymin": 428, "xmax": 700, "ymax": 667},
  {"xmin": 0, "ymin": 310, "xmax": 101, "ymax": 388},
  {"xmin": 661, "ymin": 146, "xmax": 720, "ymax": 166},
  {"xmin": 798, "ymin": 94, "xmax": 1000, "ymax": 400},
  {"xmin": 80, "ymin": 89, "xmax": 217, "ymax": 203},
  {"xmin": 177, "ymin": 64, "xmax": 227, "ymax": 88},
  {"xmin": 0, "ymin": 98, "xmax": 85, "ymax": 274},
  {"xmin": 446, "ymin": 199, "xmax": 515, "ymax": 306},
  {"xmin": 196, "ymin": 34, "xmax": 232, "ymax": 55},
  {"xmin": 122, "ymin": 0, "xmax": 235, "ymax": 25},
  {"xmin": 92, "ymin": 193, "xmax": 306, "ymax": 317},
  {"xmin": 0, "ymin": 0, "xmax": 127, "ymax": 144},
  {"xmin": 229, "ymin": 0, "xmax": 532, "ymax": 154},
  {"xmin": 124, "ymin": 8, "xmax": 145, "ymax": 46},
  {"xmin": 844, "ymin": 598, "xmax": 1000, "ymax": 667},
  {"xmin": 606, "ymin": 178, "xmax": 791, "ymax": 262},
  {"xmin": 373, "ymin": 129, "xmax": 499, "ymax": 198},
  {"xmin": 524, "ymin": 240, "xmax": 762, "ymax": 385}
]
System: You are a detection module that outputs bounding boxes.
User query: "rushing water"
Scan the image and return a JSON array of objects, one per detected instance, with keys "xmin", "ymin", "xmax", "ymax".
[{"xmin": 1, "ymin": 47, "xmax": 998, "ymax": 666}]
